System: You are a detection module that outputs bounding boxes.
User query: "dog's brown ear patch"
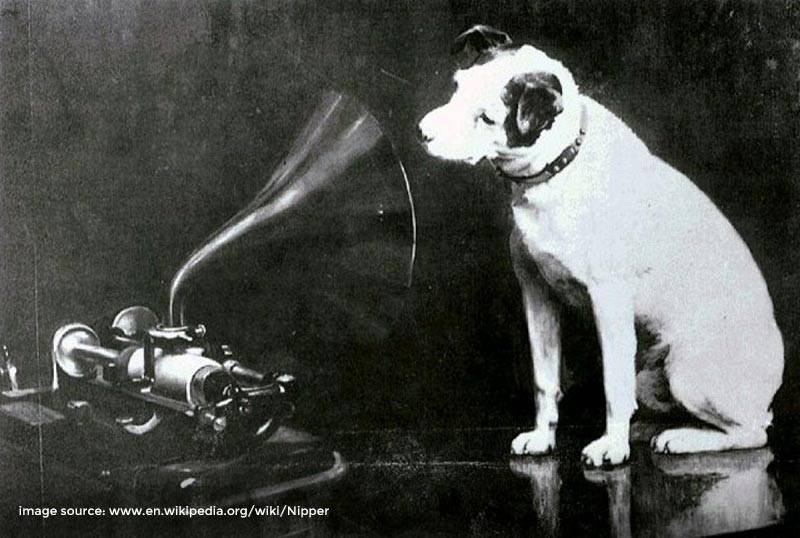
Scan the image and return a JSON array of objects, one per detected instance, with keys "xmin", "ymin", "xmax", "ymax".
[
  {"xmin": 451, "ymin": 25, "xmax": 512, "ymax": 57},
  {"xmin": 503, "ymin": 72, "xmax": 564, "ymax": 148}
]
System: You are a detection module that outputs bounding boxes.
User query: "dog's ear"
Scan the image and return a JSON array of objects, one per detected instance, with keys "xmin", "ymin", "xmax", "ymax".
[
  {"xmin": 451, "ymin": 25, "xmax": 512, "ymax": 57},
  {"xmin": 504, "ymin": 72, "xmax": 563, "ymax": 146}
]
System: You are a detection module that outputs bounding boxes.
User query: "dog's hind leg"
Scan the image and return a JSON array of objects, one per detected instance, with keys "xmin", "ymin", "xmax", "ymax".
[
  {"xmin": 651, "ymin": 426, "xmax": 766, "ymax": 454},
  {"xmin": 510, "ymin": 247, "xmax": 562, "ymax": 455},
  {"xmin": 651, "ymin": 326, "xmax": 782, "ymax": 454}
]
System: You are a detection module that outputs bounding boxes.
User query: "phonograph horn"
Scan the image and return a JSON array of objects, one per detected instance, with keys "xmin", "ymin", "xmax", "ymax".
[{"xmin": 168, "ymin": 91, "xmax": 416, "ymax": 333}]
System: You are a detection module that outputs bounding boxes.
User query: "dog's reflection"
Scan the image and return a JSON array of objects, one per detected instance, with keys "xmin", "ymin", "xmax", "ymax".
[
  {"xmin": 509, "ymin": 457, "xmax": 562, "ymax": 537},
  {"xmin": 510, "ymin": 446, "xmax": 784, "ymax": 537}
]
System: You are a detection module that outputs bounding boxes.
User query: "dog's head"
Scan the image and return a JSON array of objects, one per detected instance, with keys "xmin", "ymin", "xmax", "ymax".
[{"xmin": 418, "ymin": 26, "xmax": 579, "ymax": 171}]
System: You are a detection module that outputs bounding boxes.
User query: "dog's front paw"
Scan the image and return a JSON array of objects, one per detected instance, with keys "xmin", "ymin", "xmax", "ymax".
[
  {"xmin": 511, "ymin": 429, "xmax": 555, "ymax": 455},
  {"xmin": 581, "ymin": 434, "xmax": 630, "ymax": 467}
]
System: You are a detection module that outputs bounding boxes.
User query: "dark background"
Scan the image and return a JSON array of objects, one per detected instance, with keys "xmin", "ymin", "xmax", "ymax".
[{"xmin": 1, "ymin": 0, "xmax": 799, "ymax": 450}]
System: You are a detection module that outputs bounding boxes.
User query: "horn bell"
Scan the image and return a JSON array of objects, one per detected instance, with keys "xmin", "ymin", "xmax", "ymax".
[{"xmin": 168, "ymin": 91, "xmax": 416, "ymax": 345}]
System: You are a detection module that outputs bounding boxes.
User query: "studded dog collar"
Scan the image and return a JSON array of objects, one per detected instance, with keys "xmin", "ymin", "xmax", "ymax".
[{"xmin": 494, "ymin": 104, "xmax": 588, "ymax": 186}]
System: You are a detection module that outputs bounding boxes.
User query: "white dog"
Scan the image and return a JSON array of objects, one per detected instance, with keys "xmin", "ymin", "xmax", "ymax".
[{"xmin": 418, "ymin": 26, "xmax": 784, "ymax": 467}]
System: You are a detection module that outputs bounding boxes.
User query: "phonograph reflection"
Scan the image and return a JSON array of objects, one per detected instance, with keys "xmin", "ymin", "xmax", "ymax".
[
  {"xmin": 1, "ymin": 90, "xmax": 415, "ymax": 512},
  {"xmin": 510, "ymin": 444, "xmax": 785, "ymax": 537}
]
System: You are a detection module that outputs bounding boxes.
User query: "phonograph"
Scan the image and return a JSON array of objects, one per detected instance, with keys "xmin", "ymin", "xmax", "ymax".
[{"xmin": 0, "ymin": 91, "xmax": 416, "ymax": 511}]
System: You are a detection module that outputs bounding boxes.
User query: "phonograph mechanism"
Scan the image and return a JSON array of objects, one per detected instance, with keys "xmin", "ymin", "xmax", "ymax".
[{"xmin": 2, "ymin": 90, "xmax": 416, "ymax": 503}]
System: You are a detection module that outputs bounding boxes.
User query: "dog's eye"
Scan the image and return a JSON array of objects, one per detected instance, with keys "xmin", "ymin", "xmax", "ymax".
[{"xmin": 478, "ymin": 112, "xmax": 496, "ymax": 126}]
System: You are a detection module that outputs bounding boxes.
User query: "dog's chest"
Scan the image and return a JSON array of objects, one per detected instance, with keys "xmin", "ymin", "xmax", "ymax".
[{"xmin": 512, "ymin": 202, "xmax": 590, "ymax": 308}]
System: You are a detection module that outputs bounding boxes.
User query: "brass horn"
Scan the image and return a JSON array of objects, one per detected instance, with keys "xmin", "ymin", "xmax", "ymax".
[{"xmin": 168, "ymin": 91, "xmax": 416, "ymax": 341}]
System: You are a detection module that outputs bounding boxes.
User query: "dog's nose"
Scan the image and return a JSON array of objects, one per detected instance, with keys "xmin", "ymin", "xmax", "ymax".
[{"xmin": 416, "ymin": 125, "xmax": 433, "ymax": 144}]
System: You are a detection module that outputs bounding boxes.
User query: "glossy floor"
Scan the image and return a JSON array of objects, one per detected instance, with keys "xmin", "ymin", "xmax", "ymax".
[
  {"xmin": 325, "ymin": 426, "xmax": 792, "ymax": 537},
  {"xmin": 1, "ymin": 422, "xmax": 796, "ymax": 537}
]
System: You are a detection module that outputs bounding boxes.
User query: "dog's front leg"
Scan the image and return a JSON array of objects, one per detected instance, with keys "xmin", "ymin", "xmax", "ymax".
[
  {"xmin": 581, "ymin": 280, "xmax": 637, "ymax": 467},
  {"xmin": 511, "ymin": 271, "xmax": 561, "ymax": 455}
]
